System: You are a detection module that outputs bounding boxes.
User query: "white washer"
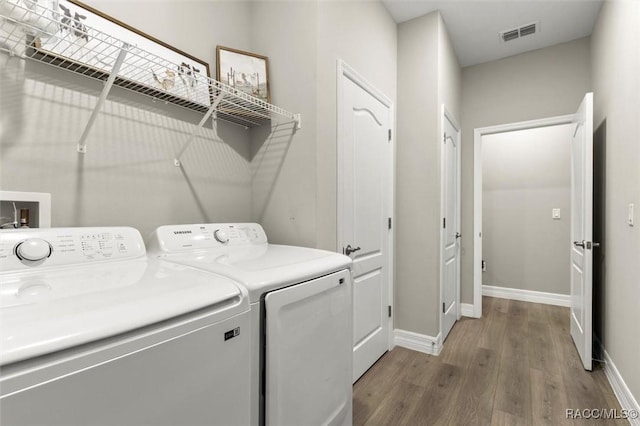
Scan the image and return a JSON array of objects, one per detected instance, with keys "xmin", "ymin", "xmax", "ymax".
[
  {"xmin": 0, "ymin": 227, "xmax": 251, "ymax": 426},
  {"xmin": 148, "ymin": 223, "xmax": 353, "ymax": 426}
]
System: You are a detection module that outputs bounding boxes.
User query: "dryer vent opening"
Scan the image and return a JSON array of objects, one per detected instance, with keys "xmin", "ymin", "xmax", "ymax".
[{"xmin": 500, "ymin": 22, "xmax": 539, "ymax": 42}]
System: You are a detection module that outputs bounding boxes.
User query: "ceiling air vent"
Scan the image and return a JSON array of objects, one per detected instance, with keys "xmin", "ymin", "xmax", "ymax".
[{"xmin": 500, "ymin": 21, "xmax": 539, "ymax": 42}]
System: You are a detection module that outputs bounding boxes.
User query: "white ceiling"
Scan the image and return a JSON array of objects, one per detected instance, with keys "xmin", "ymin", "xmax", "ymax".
[{"xmin": 382, "ymin": 0, "xmax": 604, "ymax": 67}]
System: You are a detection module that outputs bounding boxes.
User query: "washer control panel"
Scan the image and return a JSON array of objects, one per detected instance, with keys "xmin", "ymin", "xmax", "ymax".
[
  {"xmin": 152, "ymin": 223, "xmax": 268, "ymax": 253},
  {"xmin": 0, "ymin": 227, "xmax": 145, "ymax": 271}
]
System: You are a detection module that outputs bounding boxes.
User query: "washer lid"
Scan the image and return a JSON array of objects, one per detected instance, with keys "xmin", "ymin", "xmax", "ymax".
[
  {"xmin": 0, "ymin": 259, "xmax": 245, "ymax": 366},
  {"xmin": 159, "ymin": 244, "xmax": 352, "ymax": 303}
]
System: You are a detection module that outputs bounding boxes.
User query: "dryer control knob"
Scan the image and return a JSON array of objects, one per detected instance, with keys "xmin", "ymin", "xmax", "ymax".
[
  {"xmin": 16, "ymin": 238, "xmax": 52, "ymax": 262},
  {"xmin": 214, "ymin": 229, "xmax": 229, "ymax": 244}
]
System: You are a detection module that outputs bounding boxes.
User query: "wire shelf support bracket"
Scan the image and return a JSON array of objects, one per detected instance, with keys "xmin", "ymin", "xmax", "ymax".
[
  {"xmin": 77, "ymin": 42, "xmax": 129, "ymax": 153},
  {"xmin": 173, "ymin": 91, "xmax": 224, "ymax": 167}
]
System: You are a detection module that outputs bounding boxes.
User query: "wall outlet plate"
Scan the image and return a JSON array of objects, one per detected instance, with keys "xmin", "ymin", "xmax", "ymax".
[
  {"xmin": 0, "ymin": 191, "xmax": 51, "ymax": 228},
  {"xmin": 629, "ymin": 203, "xmax": 635, "ymax": 227},
  {"xmin": 552, "ymin": 208, "xmax": 561, "ymax": 219}
]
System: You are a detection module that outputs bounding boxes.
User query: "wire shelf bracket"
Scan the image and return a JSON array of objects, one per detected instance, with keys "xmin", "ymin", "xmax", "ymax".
[
  {"xmin": 77, "ymin": 42, "xmax": 129, "ymax": 153},
  {"xmin": 173, "ymin": 91, "xmax": 224, "ymax": 167}
]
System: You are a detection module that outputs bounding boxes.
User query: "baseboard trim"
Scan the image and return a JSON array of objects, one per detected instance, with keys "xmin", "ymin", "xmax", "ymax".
[
  {"xmin": 482, "ymin": 285, "xmax": 570, "ymax": 307},
  {"xmin": 393, "ymin": 329, "xmax": 442, "ymax": 356},
  {"xmin": 601, "ymin": 347, "xmax": 640, "ymax": 425},
  {"xmin": 461, "ymin": 303, "xmax": 477, "ymax": 318}
]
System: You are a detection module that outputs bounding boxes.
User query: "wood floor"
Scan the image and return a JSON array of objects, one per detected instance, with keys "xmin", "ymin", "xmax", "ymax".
[{"xmin": 353, "ymin": 297, "xmax": 625, "ymax": 426}]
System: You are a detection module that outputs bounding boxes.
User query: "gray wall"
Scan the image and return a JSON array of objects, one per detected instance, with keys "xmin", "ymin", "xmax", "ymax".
[
  {"xmin": 396, "ymin": 11, "xmax": 460, "ymax": 337},
  {"xmin": 460, "ymin": 37, "xmax": 592, "ymax": 303},
  {"xmin": 438, "ymin": 14, "xmax": 461, "ymax": 123},
  {"xmin": 591, "ymin": 0, "xmax": 640, "ymax": 407},
  {"xmin": 396, "ymin": 11, "xmax": 439, "ymax": 336},
  {"xmin": 1, "ymin": 0, "xmax": 254, "ymax": 237},
  {"xmin": 249, "ymin": 1, "xmax": 319, "ymax": 248},
  {"xmin": 482, "ymin": 124, "xmax": 572, "ymax": 295},
  {"xmin": 248, "ymin": 1, "xmax": 398, "ymax": 249},
  {"xmin": 315, "ymin": 0, "xmax": 398, "ymax": 252},
  {"xmin": 0, "ymin": 1, "xmax": 398, "ymax": 248}
]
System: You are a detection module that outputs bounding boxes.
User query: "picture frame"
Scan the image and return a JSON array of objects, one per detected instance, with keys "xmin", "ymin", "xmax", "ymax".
[
  {"xmin": 216, "ymin": 45, "xmax": 270, "ymax": 104},
  {"xmin": 31, "ymin": 0, "xmax": 212, "ymax": 108}
]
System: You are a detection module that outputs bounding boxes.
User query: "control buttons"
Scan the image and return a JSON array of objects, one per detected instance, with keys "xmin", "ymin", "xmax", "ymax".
[
  {"xmin": 15, "ymin": 239, "xmax": 53, "ymax": 262},
  {"xmin": 214, "ymin": 229, "xmax": 229, "ymax": 244}
]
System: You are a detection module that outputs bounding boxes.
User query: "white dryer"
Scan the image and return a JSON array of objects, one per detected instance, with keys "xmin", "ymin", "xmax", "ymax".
[
  {"xmin": 148, "ymin": 223, "xmax": 353, "ymax": 426},
  {"xmin": 0, "ymin": 227, "xmax": 251, "ymax": 426}
]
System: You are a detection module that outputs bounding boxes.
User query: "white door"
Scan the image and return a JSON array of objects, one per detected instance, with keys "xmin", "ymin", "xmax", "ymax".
[
  {"xmin": 337, "ymin": 61, "xmax": 393, "ymax": 382},
  {"xmin": 441, "ymin": 108, "xmax": 461, "ymax": 342},
  {"xmin": 570, "ymin": 92, "xmax": 594, "ymax": 371}
]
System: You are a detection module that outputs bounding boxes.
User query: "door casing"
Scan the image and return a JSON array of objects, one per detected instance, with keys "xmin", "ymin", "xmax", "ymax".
[{"xmin": 472, "ymin": 114, "xmax": 575, "ymax": 317}]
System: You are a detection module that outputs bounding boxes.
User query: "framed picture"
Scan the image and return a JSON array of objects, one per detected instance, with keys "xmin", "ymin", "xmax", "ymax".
[
  {"xmin": 216, "ymin": 46, "xmax": 270, "ymax": 104},
  {"xmin": 32, "ymin": 0, "xmax": 212, "ymax": 108}
]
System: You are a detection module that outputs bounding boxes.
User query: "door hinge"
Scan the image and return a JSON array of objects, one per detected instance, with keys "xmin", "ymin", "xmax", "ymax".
[
  {"xmin": 388, "ymin": 305, "xmax": 392, "ymax": 318},
  {"xmin": 442, "ymin": 302, "xmax": 445, "ymax": 313},
  {"xmin": 443, "ymin": 218, "xmax": 446, "ymax": 229},
  {"xmin": 388, "ymin": 217, "xmax": 392, "ymax": 230},
  {"xmin": 444, "ymin": 133, "xmax": 447, "ymax": 143},
  {"xmin": 388, "ymin": 129, "xmax": 392, "ymax": 142}
]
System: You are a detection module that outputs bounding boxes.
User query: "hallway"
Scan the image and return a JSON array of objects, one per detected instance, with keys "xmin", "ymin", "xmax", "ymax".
[{"xmin": 354, "ymin": 297, "xmax": 624, "ymax": 425}]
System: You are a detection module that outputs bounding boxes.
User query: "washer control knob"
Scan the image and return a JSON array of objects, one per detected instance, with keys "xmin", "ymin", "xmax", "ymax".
[
  {"xmin": 16, "ymin": 238, "xmax": 52, "ymax": 262},
  {"xmin": 214, "ymin": 229, "xmax": 229, "ymax": 244}
]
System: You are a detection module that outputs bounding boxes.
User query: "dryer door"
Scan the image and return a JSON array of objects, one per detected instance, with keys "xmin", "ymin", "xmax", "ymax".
[{"xmin": 264, "ymin": 269, "xmax": 352, "ymax": 426}]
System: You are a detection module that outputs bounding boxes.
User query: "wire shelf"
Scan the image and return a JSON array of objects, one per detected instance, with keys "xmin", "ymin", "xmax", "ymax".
[{"xmin": 0, "ymin": 1, "xmax": 300, "ymax": 130}]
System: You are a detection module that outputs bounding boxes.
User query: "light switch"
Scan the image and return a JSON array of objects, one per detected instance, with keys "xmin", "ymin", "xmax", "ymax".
[
  {"xmin": 552, "ymin": 208, "xmax": 561, "ymax": 220},
  {"xmin": 629, "ymin": 203, "xmax": 635, "ymax": 227}
]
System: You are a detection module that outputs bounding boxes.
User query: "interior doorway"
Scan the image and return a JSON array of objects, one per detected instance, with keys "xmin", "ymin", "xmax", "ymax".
[
  {"xmin": 474, "ymin": 94, "xmax": 597, "ymax": 371},
  {"xmin": 481, "ymin": 123, "xmax": 573, "ymax": 301},
  {"xmin": 473, "ymin": 114, "xmax": 575, "ymax": 317}
]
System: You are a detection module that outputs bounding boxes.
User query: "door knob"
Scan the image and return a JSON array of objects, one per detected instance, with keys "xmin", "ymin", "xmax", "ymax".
[
  {"xmin": 574, "ymin": 241, "xmax": 600, "ymax": 250},
  {"xmin": 455, "ymin": 232, "xmax": 462, "ymax": 239},
  {"xmin": 345, "ymin": 245, "xmax": 361, "ymax": 256}
]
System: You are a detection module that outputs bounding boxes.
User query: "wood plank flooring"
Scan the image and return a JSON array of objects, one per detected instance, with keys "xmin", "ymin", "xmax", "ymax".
[{"xmin": 353, "ymin": 297, "xmax": 626, "ymax": 425}]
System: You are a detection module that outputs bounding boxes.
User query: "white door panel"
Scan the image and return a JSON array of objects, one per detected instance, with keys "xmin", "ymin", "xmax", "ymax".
[
  {"xmin": 441, "ymin": 108, "xmax": 461, "ymax": 342},
  {"xmin": 353, "ymin": 269, "xmax": 383, "ymax": 346},
  {"xmin": 338, "ymin": 62, "xmax": 392, "ymax": 383},
  {"xmin": 351, "ymin": 253, "xmax": 383, "ymax": 277},
  {"xmin": 570, "ymin": 92, "xmax": 594, "ymax": 371},
  {"xmin": 354, "ymin": 109, "xmax": 384, "ymax": 258}
]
